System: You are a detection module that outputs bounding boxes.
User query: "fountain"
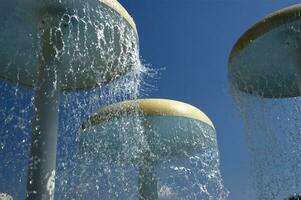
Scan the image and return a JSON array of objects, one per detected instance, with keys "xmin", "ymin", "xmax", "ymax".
[
  {"xmin": 76, "ymin": 99, "xmax": 228, "ymax": 199},
  {"xmin": 0, "ymin": 0, "xmax": 139, "ymax": 199},
  {"xmin": 229, "ymin": 4, "xmax": 301, "ymax": 199}
]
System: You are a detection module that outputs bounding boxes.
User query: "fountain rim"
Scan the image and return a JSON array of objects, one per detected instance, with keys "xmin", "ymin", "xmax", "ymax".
[
  {"xmin": 101, "ymin": 0, "xmax": 137, "ymax": 34},
  {"xmin": 81, "ymin": 98, "xmax": 215, "ymax": 130},
  {"xmin": 228, "ymin": 3, "xmax": 301, "ymax": 64}
]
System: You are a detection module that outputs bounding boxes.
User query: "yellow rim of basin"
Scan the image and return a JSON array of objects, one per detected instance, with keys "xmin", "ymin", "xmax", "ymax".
[
  {"xmin": 83, "ymin": 99, "xmax": 215, "ymax": 129},
  {"xmin": 229, "ymin": 3, "xmax": 301, "ymax": 63},
  {"xmin": 101, "ymin": 0, "xmax": 137, "ymax": 34}
]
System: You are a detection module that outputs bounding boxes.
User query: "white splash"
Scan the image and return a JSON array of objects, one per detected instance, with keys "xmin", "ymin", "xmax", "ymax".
[
  {"xmin": 46, "ymin": 170, "xmax": 55, "ymax": 200},
  {"xmin": 0, "ymin": 193, "xmax": 13, "ymax": 200}
]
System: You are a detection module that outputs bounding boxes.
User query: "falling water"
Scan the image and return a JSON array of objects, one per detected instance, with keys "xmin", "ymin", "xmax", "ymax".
[{"xmin": 230, "ymin": 87, "xmax": 301, "ymax": 199}]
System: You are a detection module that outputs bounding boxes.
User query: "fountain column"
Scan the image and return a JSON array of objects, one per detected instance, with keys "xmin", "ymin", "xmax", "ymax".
[
  {"xmin": 138, "ymin": 152, "xmax": 158, "ymax": 200},
  {"xmin": 26, "ymin": 15, "xmax": 62, "ymax": 200}
]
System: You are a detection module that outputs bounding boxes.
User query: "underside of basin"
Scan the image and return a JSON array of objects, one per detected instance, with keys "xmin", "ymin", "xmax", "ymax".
[
  {"xmin": 0, "ymin": 0, "xmax": 138, "ymax": 91},
  {"xmin": 229, "ymin": 4, "xmax": 301, "ymax": 98}
]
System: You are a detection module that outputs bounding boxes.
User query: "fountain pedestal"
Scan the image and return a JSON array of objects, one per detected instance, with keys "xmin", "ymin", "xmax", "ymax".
[
  {"xmin": 138, "ymin": 152, "xmax": 158, "ymax": 200},
  {"xmin": 26, "ymin": 15, "xmax": 62, "ymax": 200}
]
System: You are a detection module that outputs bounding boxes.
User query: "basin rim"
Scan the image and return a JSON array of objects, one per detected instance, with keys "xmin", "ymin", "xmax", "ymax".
[{"xmin": 82, "ymin": 98, "xmax": 215, "ymax": 129}]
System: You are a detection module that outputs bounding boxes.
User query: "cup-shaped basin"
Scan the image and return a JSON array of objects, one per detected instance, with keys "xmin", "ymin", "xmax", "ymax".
[
  {"xmin": 78, "ymin": 99, "xmax": 215, "ymax": 162},
  {"xmin": 0, "ymin": 0, "xmax": 138, "ymax": 91},
  {"xmin": 229, "ymin": 4, "xmax": 301, "ymax": 98}
]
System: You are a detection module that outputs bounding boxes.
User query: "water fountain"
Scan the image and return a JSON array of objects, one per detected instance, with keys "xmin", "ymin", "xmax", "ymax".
[
  {"xmin": 77, "ymin": 99, "xmax": 228, "ymax": 199},
  {"xmin": 0, "ymin": 0, "xmax": 139, "ymax": 199},
  {"xmin": 229, "ymin": 4, "xmax": 301, "ymax": 199}
]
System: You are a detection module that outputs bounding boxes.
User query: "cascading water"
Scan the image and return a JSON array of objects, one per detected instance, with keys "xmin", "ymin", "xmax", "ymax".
[
  {"xmin": 55, "ymin": 65, "xmax": 151, "ymax": 199},
  {"xmin": 230, "ymin": 89, "xmax": 301, "ymax": 199}
]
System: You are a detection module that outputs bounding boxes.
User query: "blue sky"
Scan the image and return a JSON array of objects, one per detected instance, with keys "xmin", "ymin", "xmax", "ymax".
[{"xmin": 118, "ymin": 1, "xmax": 301, "ymax": 199}]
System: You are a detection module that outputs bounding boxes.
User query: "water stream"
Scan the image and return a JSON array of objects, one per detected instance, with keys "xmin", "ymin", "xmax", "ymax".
[{"xmin": 231, "ymin": 88, "xmax": 301, "ymax": 199}]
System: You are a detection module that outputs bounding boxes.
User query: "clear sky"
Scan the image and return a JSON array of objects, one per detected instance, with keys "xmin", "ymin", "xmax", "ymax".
[{"xmin": 118, "ymin": 1, "xmax": 301, "ymax": 199}]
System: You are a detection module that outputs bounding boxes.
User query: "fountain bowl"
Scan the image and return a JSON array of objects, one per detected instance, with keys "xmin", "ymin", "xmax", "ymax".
[
  {"xmin": 0, "ymin": 0, "xmax": 138, "ymax": 91},
  {"xmin": 79, "ymin": 99, "xmax": 215, "ymax": 161},
  {"xmin": 229, "ymin": 4, "xmax": 301, "ymax": 98}
]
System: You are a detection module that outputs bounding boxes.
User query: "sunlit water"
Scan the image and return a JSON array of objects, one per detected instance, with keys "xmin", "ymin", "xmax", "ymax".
[{"xmin": 0, "ymin": 1, "xmax": 227, "ymax": 199}]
